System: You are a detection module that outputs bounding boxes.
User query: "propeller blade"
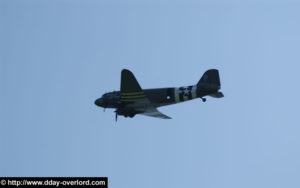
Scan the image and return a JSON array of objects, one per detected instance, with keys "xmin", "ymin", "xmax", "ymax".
[{"xmin": 115, "ymin": 112, "xmax": 118, "ymax": 122}]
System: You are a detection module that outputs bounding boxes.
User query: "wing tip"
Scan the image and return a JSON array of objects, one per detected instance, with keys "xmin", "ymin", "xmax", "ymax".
[{"xmin": 121, "ymin": 69, "xmax": 132, "ymax": 74}]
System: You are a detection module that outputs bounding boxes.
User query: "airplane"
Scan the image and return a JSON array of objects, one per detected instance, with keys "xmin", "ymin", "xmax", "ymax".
[{"xmin": 94, "ymin": 69, "xmax": 224, "ymax": 121}]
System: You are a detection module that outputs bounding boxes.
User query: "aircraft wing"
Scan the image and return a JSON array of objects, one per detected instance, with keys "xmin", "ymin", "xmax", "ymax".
[
  {"xmin": 120, "ymin": 69, "xmax": 147, "ymax": 103},
  {"xmin": 120, "ymin": 69, "xmax": 171, "ymax": 119},
  {"xmin": 140, "ymin": 108, "xmax": 172, "ymax": 119}
]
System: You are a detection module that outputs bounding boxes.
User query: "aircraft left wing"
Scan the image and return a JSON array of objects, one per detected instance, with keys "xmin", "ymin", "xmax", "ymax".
[
  {"xmin": 120, "ymin": 69, "xmax": 171, "ymax": 119},
  {"xmin": 140, "ymin": 108, "xmax": 172, "ymax": 119},
  {"xmin": 120, "ymin": 69, "xmax": 147, "ymax": 103}
]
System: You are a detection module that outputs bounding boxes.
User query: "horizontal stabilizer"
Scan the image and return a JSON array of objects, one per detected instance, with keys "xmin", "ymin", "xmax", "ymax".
[{"xmin": 209, "ymin": 92, "xmax": 224, "ymax": 98}]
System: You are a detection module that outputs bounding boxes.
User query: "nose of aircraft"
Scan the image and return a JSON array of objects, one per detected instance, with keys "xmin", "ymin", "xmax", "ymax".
[{"xmin": 94, "ymin": 98, "xmax": 104, "ymax": 107}]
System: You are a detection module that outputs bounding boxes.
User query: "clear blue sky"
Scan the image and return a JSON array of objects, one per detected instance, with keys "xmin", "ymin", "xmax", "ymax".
[{"xmin": 1, "ymin": 0, "xmax": 300, "ymax": 187}]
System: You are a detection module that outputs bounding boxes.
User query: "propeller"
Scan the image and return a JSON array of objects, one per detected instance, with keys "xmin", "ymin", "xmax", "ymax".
[{"xmin": 114, "ymin": 110, "xmax": 118, "ymax": 122}]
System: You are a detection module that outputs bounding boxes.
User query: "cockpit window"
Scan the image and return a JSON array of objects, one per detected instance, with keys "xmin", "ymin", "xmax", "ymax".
[
  {"xmin": 103, "ymin": 93, "xmax": 112, "ymax": 98},
  {"xmin": 102, "ymin": 91, "xmax": 120, "ymax": 98}
]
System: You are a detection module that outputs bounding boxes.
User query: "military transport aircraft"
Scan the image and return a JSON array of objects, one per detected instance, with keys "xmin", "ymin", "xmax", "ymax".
[{"xmin": 95, "ymin": 69, "xmax": 223, "ymax": 121}]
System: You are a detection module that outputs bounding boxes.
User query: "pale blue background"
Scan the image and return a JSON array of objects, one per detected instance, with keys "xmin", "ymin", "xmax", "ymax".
[{"xmin": 1, "ymin": 0, "xmax": 300, "ymax": 187}]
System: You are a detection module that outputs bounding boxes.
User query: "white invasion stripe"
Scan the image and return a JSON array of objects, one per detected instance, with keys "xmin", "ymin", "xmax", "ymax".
[
  {"xmin": 174, "ymin": 88, "xmax": 180, "ymax": 103},
  {"xmin": 192, "ymin": 85, "xmax": 197, "ymax": 99}
]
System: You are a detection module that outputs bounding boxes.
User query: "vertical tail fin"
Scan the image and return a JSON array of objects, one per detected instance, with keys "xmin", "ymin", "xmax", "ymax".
[
  {"xmin": 197, "ymin": 69, "xmax": 221, "ymax": 88},
  {"xmin": 197, "ymin": 69, "xmax": 223, "ymax": 98}
]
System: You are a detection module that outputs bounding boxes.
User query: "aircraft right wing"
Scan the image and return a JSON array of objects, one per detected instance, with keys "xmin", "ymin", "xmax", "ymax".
[{"xmin": 140, "ymin": 108, "xmax": 172, "ymax": 119}]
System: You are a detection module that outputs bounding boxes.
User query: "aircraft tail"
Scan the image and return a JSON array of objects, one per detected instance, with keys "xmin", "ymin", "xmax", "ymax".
[
  {"xmin": 197, "ymin": 69, "xmax": 223, "ymax": 98},
  {"xmin": 197, "ymin": 69, "xmax": 221, "ymax": 88}
]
